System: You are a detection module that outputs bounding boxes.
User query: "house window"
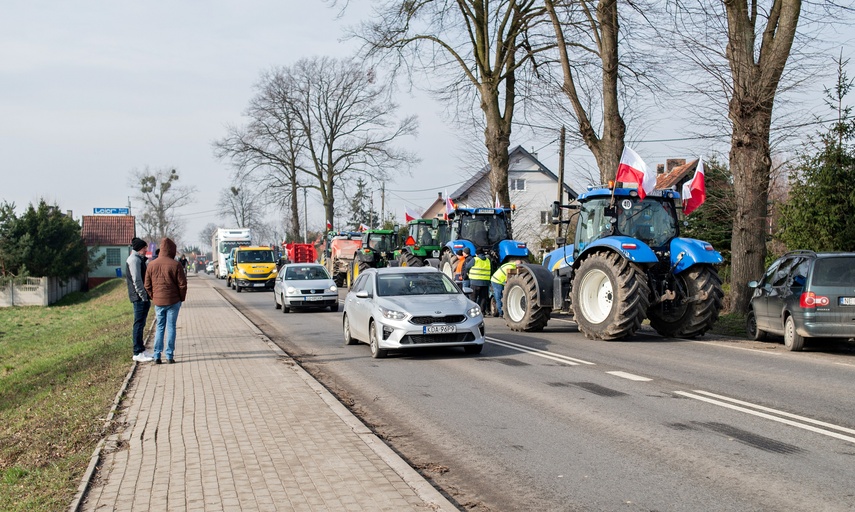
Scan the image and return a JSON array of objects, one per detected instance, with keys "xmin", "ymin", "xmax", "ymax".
[
  {"xmin": 510, "ymin": 178, "xmax": 526, "ymax": 191},
  {"xmin": 106, "ymin": 248, "xmax": 122, "ymax": 267},
  {"xmin": 540, "ymin": 211, "xmax": 550, "ymax": 225}
]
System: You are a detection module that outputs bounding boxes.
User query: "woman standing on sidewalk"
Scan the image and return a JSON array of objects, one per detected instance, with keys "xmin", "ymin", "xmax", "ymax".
[{"xmin": 144, "ymin": 237, "xmax": 187, "ymax": 364}]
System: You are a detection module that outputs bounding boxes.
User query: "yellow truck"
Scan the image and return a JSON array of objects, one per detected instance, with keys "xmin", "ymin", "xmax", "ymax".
[{"xmin": 228, "ymin": 246, "xmax": 278, "ymax": 292}]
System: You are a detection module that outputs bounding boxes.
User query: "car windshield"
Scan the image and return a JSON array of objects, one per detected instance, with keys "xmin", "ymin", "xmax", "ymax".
[
  {"xmin": 285, "ymin": 266, "xmax": 331, "ymax": 280},
  {"xmin": 812, "ymin": 256, "xmax": 855, "ymax": 286},
  {"xmin": 412, "ymin": 224, "xmax": 447, "ymax": 246},
  {"xmin": 376, "ymin": 272, "xmax": 460, "ymax": 296},
  {"xmin": 457, "ymin": 213, "xmax": 509, "ymax": 246},
  {"xmin": 236, "ymin": 250, "xmax": 275, "ymax": 263}
]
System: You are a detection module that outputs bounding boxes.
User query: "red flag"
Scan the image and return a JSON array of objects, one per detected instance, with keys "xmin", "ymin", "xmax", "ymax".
[
  {"xmin": 682, "ymin": 158, "xmax": 707, "ymax": 215},
  {"xmin": 444, "ymin": 191, "xmax": 455, "ymax": 220},
  {"xmin": 326, "ymin": 220, "xmax": 332, "ymax": 230},
  {"xmin": 615, "ymin": 146, "xmax": 657, "ymax": 199},
  {"xmin": 404, "ymin": 206, "xmax": 421, "ymax": 223},
  {"xmin": 359, "ymin": 223, "xmax": 369, "ymax": 232}
]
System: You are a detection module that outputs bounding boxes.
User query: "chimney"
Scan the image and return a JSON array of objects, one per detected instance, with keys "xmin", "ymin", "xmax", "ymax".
[
  {"xmin": 666, "ymin": 158, "xmax": 686, "ymax": 173},
  {"xmin": 438, "ymin": 192, "xmax": 443, "ymax": 200},
  {"xmin": 656, "ymin": 164, "xmax": 665, "ymax": 175},
  {"xmin": 66, "ymin": 210, "xmax": 73, "ymax": 217}
]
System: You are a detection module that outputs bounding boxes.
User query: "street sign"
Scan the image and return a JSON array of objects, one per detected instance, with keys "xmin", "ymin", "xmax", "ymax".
[{"xmin": 93, "ymin": 208, "xmax": 130, "ymax": 215}]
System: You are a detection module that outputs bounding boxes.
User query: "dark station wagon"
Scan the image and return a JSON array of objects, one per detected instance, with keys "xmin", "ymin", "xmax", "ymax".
[{"xmin": 746, "ymin": 251, "xmax": 855, "ymax": 350}]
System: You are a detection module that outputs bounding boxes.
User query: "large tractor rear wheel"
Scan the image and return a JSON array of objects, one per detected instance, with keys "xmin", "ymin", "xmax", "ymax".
[
  {"xmin": 440, "ymin": 251, "xmax": 457, "ymax": 279},
  {"xmin": 572, "ymin": 252, "xmax": 650, "ymax": 340},
  {"xmin": 648, "ymin": 265, "xmax": 723, "ymax": 338},
  {"xmin": 504, "ymin": 271, "xmax": 552, "ymax": 332},
  {"xmin": 399, "ymin": 252, "xmax": 423, "ymax": 267},
  {"xmin": 348, "ymin": 260, "xmax": 370, "ymax": 288}
]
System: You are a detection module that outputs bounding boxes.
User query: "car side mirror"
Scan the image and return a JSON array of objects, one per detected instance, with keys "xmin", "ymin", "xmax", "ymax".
[
  {"xmin": 550, "ymin": 201, "xmax": 560, "ymax": 218},
  {"xmin": 462, "ymin": 287, "xmax": 473, "ymax": 295},
  {"xmin": 556, "ymin": 237, "xmax": 566, "ymax": 247},
  {"xmin": 355, "ymin": 290, "xmax": 369, "ymax": 299}
]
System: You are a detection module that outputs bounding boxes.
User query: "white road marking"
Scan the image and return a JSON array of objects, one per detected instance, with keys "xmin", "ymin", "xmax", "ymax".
[
  {"xmin": 675, "ymin": 390, "xmax": 855, "ymax": 444},
  {"xmin": 485, "ymin": 337, "xmax": 595, "ymax": 366},
  {"xmin": 606, "ymin": 371, "xmax": 652, "ymax": 382}
]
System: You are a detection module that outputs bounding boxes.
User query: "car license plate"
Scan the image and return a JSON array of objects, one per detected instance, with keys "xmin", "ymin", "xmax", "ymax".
[
  {"xmin": 253, "ymin": 283, "xmax": 265, "ymax": 287},
  {"xmin": 305, "ymin": 295, "xmax": 322, "ymax": 301},
  {"xmin": 423, "ymin": 325, "xmax": 456, "ymax": 334},
  {"xmin": 840, "ymin": 297, "xmax": 855, "ymax": 306}
]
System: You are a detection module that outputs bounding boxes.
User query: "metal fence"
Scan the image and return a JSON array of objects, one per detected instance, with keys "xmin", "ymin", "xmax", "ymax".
[{"xmin": 0, "ymin": 276, "xmax": 83, "ymax": 307}]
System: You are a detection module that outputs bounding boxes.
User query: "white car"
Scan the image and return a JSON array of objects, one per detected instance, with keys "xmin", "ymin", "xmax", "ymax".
[
  {"xmin": 205, "ymin": 262, "xmax": 214, "ymax": 274},
  {"xmin": 342, "ymin": 267, "xmax": 485, "ymax": 358},
  {"xmin": 274, "ymin": 264, "xmax": 339, "ymax": 313}
]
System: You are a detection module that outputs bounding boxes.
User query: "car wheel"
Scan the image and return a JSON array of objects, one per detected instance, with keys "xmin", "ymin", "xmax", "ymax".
[
  {"xmin": 343, "ymin": 314, "xmax": 358, "ymax": 345},
  {"xmin": 281, "ymin": 296, "xmax": 290, "ymax": 313},
  {"xmin": 746, "ymin": 310, "xmax": 767, "ymax": 341},
  {"xmin": 784, "ymin": 316, "xmax": 805, "ymax": 351},
  {"xmin": 236, "ymin": 285, "xmax": 242, "ymax": 293},
  {"xmin": 274, "ymin": 293, "xmax": 281, "ymax": 309},
  {"xmin": 464, "ymin": 344, "xmax": 483, "ymax": 355},
  {"xmin": 369, "ymin": 321, "xmax": 387, "ymax": 358}
]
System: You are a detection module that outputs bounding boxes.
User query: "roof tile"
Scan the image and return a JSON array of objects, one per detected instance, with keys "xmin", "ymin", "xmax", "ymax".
[{"xmin": 81, "ymin": 216, "xmax": 136, "ymax": 246}]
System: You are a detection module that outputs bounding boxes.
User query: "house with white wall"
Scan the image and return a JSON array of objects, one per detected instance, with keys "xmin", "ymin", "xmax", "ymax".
[{"xmin": 435, "ymin": 146, "xmax": 578, "ymax": 256}]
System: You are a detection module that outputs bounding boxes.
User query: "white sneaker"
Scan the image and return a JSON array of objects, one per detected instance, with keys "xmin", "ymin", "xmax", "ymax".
[{"xmin": 133, "ymin": 353, "xmax": 154, "ymax": 362}]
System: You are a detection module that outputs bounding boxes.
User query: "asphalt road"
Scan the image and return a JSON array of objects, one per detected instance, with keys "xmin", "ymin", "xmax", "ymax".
[{"xmin": 201, "ymin": 273, "xmax": 855, "ymax": 512}]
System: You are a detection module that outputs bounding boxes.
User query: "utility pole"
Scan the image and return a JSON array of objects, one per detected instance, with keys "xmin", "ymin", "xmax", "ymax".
[
  {"xmin": 556, "ymin": 125, "xmax": 566, "ymax": 240},
  {"xmin": 303, "ymin": 187, "xmax": 308, "ymax": 243},
  {"xmin": 381, "ymin": 182, "xmax": 385, "ymax": 227}
]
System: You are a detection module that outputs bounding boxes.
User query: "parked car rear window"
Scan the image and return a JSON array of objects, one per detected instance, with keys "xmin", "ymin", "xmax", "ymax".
[{"xmin": 812, "ymin": 257, "xmax": 855, "ymax": 286}]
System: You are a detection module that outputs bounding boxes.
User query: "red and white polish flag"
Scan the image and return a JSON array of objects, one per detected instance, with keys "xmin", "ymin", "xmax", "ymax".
[
  {"xmin": 682, "ymin": 158, "xmax": 706, "ymax": 215},
  {"xmin": 404, "ymin": 206, "xmax": 421, "ymax": 223},
  {"xmin": 615, "ymin": 146, "xmax": 657, "ymax": 199}
]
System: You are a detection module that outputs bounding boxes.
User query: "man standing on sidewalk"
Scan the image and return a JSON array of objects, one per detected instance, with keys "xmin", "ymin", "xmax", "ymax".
[
  {"xmin": 126, "ymin": 237, "xmax": 153, "ymax": 362},
  {"xmin": 144, "ymin": 237, "xmax": 187, "ymax": 364}
]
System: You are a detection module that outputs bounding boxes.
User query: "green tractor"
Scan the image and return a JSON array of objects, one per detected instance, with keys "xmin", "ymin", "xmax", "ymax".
[
  {"xmin": 397, "ymin": 218, "xmax": 449, "ymax": 267},
  {"xmin": 346, "ymin": 229, "xmax": 399, "ymax": 287}
]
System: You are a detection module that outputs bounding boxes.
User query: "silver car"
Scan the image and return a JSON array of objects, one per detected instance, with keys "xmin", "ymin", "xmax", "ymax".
[
  {"xmin": 274, "ymin": 264, "xmax": 339, "ymax": 313},
  {"xmin": 342, "ymin": 267, "xmax": 485, "ymax": 358}
]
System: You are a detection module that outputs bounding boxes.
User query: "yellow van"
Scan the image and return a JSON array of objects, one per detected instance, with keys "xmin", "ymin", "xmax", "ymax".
[{"xmin": 229, "ymin": 246, "xmax": 278, "ymax": 293}]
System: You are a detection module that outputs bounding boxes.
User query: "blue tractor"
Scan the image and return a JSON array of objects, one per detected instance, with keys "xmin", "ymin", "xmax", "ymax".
[
  {"xmin": 433, "ymin": 207, "xmax": 530, "ymax": 279},
  {"xmin": 503, "ymin": 186, "xmax": 724, "ymax": 339}
]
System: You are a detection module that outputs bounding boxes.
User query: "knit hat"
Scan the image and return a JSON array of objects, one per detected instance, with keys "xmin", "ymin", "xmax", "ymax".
[{"xmin": 131, "ymin": 237, "xmax": 147, "ymax": 252}]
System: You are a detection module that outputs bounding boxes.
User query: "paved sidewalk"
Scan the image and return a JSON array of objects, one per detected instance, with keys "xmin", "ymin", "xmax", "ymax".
[{"xmin": 79, "ymin": 276, "xmax": 456, "ymax": 511}]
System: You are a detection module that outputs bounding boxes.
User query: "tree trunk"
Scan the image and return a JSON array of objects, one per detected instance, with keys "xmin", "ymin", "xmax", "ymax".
[
  {"xmin": 289, "ymin": 171, "xmax": 300, "ymax": 242},
  {"xmin": 480, "ymin": 81, "xmax": 513, "ymax": 208},
  {"xmin": 728, "ymin": 107, "xmax": 772, "ymax": 313}
]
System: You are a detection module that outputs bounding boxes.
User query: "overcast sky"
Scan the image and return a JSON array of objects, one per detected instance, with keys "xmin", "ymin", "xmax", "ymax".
[{"xmin": 2, "ymin": 1, "xmax": 852, "ymax": 249}]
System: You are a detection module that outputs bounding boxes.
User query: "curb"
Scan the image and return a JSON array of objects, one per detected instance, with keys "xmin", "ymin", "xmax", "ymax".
[{"xmin": 68, "ymin": 317, "xmax": 155, "ymax": 512}]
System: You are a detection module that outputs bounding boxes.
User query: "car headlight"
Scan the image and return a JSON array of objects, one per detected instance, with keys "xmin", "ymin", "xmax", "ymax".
[
  {"xmin": 286, "ymin": 286, "xmax": 298, "ymax": 294},
  {"xmin": 379, "ymin": 305, "xmax": 407, "ymax": 320},
  {"xmin": 329, "ymin": 285, "xmax": 337, "ymax": 292},
  {"xmin": 467, "ymin": 305, "xmax": 482, "ymax": 318}
]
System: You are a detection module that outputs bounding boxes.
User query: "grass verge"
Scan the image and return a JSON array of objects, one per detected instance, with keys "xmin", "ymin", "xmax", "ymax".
[
  {"xmin": 710, "ymin": 312, "xmax": 748, "ymax": 338},
  {"xmin": 0, "ymin": 279, "xmax": 133, "ymax": 511}
]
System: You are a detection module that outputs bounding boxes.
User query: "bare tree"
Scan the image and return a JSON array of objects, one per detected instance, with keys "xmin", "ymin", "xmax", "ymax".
[
  {"xmin": 352, "ymin": 0, "xmax": 550, "ymax": 207},
  {"xmin": 199, "ymin": 222, "xmax": 218, "ymax": 250},
  {"xmin": 217, "ymin": 186, "xmax": 265, "ymax": 235},
  {"xmin": 667, "ymin": 0, "xmax": 848, "ymax": 313},
  {"xmin": 286, "ymin": 56, "xmax": 418, "ymax": 226},
  {"xmin": 214, "ymin": 70, "xmax": 307, "ymax": 242},
  {"xmin": 130, "ymin": 167, "xmax": 196, "ymax": 242}
]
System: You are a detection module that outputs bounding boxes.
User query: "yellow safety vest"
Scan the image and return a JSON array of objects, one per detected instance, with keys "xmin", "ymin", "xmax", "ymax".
[
  {"xmin": 491, "ymin": 263, "xmax": 517, "ymax": 285},
  {"xmin": 469, "ymin": 257, "xmax": 492, "ymax": 281}
]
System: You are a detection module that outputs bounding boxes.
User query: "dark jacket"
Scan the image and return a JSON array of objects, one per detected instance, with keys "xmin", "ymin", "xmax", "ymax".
[
  {"xmin": 125, "ymin": 251, "xmax": 149, "ymax": 302},
  {"xmin": 144, "ymin": 238, "xmax": 187, "ymax": 306},
  {"xmin": 460, "ymin": 255, "xmax": 474, "ymax": 279}
]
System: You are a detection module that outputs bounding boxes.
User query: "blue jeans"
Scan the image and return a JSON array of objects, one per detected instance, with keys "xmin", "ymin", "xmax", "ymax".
[
  {"xmin": 492, "ymin": 282, "xmax": 505, "ymax": 316},
  {"xmin": 132, "ymin": 300, "xmax": 151, "ymax": 355},
  {"xmin": 153, "ymin": 302, "xmax": 182, "ymax": 360}
]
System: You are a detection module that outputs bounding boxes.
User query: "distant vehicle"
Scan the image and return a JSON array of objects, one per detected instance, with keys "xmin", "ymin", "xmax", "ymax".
[
  {"xmin": 346, "ymin": 228, "xmax": 399, "ymax": 288},
  {"xmin": 228, "ymin": 246, "xmax": 278, "ymax": 293},
  {"xmin": 397, "ymin": 218, "xmax": 449, "ymax": 267},
  {"xmin": 282, "ymin": 242, "xmax": 318, "ymax": 264},
  {"xmin": 342, "ymin": 267, "xmax": 485, "ymax": 358},
  {"xmin": 211, "ymin": 228, "xmax": 251, "ymax": 279},
  {"xmin": 319, "ymin": 231, "xmax": 363, "ymax": 287},
  {"xmin": 274, "ymin": 263, "xmax": 339, "ymax": 313},
  {"xmin": 747, "ymin": 251, "xmax": 855, "ymax": 351},
  {"xmin": 205, "ymin": 262, "xmax": 214, "ymax": 274}
]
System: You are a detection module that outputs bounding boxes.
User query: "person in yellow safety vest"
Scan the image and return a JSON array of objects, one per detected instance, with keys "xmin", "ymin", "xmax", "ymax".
[
  {"xmin": 491, "ymin": 260, "xmax": 525, "ymax": 318},
  {"xmin": 464, "ymin": 248, "xmax": 492, "ymax": 314}
]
